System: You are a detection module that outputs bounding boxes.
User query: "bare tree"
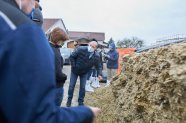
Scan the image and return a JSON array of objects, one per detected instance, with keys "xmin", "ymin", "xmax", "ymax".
[{"xmin": 117, "ymin": 37, "xmax": 144, "ymax": 48}]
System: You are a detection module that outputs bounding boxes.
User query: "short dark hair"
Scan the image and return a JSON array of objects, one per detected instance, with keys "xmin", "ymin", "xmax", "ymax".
[
  {"xmin": 76, "ymin": 38, "xmax": 90, "ymax": 42},
  {"xmin": 91, "ymin": 38, "xmax": 97, "ymax": 42}
]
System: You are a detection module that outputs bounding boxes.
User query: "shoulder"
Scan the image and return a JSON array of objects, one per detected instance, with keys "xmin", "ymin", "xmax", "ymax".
[
  {"xmin": 0, "ymin": 0, "xmax": 33, "ymax": 27},
  {"xmin": 0, "ymin": 0, "xmax": 36, "ymax": 41},
  {"xmin": 95, "ymin": 51, "xmax": 100, "ymax": 57},
  {"xmin": 76, "ymin": 46, "xmax": 88, "ymax": 52},
  {"xmin": 78, "ymin": 46, "xmax": 87, "ymax": 50}
]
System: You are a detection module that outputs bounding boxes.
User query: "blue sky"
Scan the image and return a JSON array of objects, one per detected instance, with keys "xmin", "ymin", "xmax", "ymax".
[{"xmin": 40, "ymin": 0, "xmax": 186, "ymax": 45}]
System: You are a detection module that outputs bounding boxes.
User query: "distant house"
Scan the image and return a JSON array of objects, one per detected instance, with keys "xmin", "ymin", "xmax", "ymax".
[
  {"xmin": 42, "ymin": 18, "xmax": 68, "ymax": 36},
  {"xmin": 42, "ymin": 19, "xmax": 107, "ymax": 48},
  {"xmin": 65, "ymin": 31, "xmax": 107, "ymax": 48},
  {"xmin": 69, "ymin": 31, "xmax": 105, "ymax": 42}
]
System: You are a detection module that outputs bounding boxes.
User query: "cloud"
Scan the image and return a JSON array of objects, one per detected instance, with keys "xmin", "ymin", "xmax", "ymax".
[{"xmin": 40, "ymin": 0, "xmax": 186, "ymax": 45}]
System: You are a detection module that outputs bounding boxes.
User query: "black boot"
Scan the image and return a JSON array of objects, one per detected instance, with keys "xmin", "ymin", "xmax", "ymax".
[
  {"xmin": 78, "ymin": 102, "xmax": 84, "ymax": 106},
  {"xmin": 66, "ymin": 100, "xmax": 71, "ymax": 107}
]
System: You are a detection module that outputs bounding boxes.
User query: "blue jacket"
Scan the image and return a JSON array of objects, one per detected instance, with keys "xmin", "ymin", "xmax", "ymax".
[
  {"xmin": 106, "ymin": 43, "xmax": 119, "ymax": 69},
  {"xmin": 0, "ymin": 1, "xmax": 93, "ymax": 123},
  {"xmin": 70, "ymin": 46, "xmax": 102, "ymax": 75}
]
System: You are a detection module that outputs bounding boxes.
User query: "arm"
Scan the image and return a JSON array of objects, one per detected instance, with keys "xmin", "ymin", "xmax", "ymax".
[
  {"xmin": 0, "ymin": 25, "xmax": 93, "ymax": 123},
  {"xmin": 94, "ymin": 55, "xmax": 103, "ymax": 77},
  {"xmin": 55, "ymin": 50, "xmax": 67, "ymax": 83}
]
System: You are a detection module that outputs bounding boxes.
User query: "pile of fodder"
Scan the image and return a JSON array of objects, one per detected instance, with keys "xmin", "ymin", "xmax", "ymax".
[
  {"xmin": 85, "ymin": 86, "xmax": 118, "ymax": 123},
  {"xmin": 85, "ymin": 42, "xmax": 186, "ymax": 123}
]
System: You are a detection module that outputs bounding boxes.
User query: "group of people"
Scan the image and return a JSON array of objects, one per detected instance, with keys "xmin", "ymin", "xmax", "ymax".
[
  {"xmin": 0, "ymin": 0, "xmax": 119, "ymax": 122},
  {"xmin": 84, "ymin": 41, "xmax": 119, "ymax": 92},
  {"xmin": 48, "ymin": 30, "xmax": 119, "ymax": 108},
  {"xmin": 0, "ymin": 0, "xmax": 100, "ymax": 122},
  {"xmin": 66, "ymin": 38, "xmax": 119, "ymax": 106}
]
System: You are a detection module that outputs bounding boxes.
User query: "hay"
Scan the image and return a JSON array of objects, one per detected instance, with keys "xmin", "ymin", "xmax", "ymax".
[{"xmin": 85, "ymin": 42, "xmax": 186, "ymax": 123}]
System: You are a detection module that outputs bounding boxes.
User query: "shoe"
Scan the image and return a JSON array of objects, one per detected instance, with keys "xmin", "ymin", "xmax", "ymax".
[
  {"xmin": 92, "ymin": 77, "xmax": 100, "ymax": 88},
  {"xmin": 78, "ymin": 102, "xmax": 84, "ymax": 106},
  {"xmin": 86, "ymin": 80, "xmax": 94, "ymax": 92},
  {"xmin": 90, "ymin": 76, "xmax": 95, "ymax": 83},
  {"xmin": 66, "ymin": 101, "xmax": 71, "ymax": 107},
  {"xmin": 95, "ymin": 77, "xmax": 100, "ymax": 88}
]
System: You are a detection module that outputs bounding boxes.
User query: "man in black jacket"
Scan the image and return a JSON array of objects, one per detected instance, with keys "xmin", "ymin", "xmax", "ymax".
[
  {"xmin": 49, "ymin": 27, "xmax": 68, "ymax": 106},
  {"xmin": 67, "ymin": 40, "xmax": 103, "ymax": 107}
]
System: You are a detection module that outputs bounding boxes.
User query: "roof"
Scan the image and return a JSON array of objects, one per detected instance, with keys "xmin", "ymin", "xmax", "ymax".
[
  {"xmin": 42, "ymin": 18, "xmax": 68, "ymax": 34},
  {"xmin": 68, "ymin": 31, "xmax": 105, "ymax": 41},
  {"xmin": 136, "ymin": 39, "xmax": 186, "ymax": 53},
  {"xmin": 42, "ymin": 18, "xmax": 59, "ymax": 32}
]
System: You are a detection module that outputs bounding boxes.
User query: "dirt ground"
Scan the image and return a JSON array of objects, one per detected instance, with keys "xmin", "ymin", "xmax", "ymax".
[{"xmin": 85, "ymin": 42, "xmax": 186, "ymax": 123}]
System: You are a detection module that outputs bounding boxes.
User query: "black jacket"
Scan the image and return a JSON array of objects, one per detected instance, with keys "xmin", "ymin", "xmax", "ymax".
[
  {"xmin": 70, "ymin": 46, "xmax": 102, "ymax": 75},
  {"xmin": 50, "ymin": 43, "xmax": 67, "ymax": 87}
]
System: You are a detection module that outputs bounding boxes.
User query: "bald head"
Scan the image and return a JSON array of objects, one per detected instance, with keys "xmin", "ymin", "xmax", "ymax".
[{"xmin": 89, "ymin": 41, "xmax": 98, "ymax": 50}]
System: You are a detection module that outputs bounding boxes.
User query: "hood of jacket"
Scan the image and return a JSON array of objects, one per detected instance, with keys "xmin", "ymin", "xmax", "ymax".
[{"xmin": 109, "ymin": 43, "xmax": 116, "ymax": 50}]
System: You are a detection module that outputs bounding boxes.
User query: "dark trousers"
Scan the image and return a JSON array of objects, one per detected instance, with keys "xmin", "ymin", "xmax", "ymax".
[{"xmin": 67, "ymin": 72, "xmax": 87, "ymax": 104}]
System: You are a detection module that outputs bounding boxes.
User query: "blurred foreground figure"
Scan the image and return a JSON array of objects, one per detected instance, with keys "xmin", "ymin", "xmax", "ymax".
[{"xmin": 0, "ymin": 0, "xmax": 100, "ymax": 123}]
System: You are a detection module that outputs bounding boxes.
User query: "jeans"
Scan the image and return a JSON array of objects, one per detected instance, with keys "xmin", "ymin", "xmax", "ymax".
[
  {"xmin": 55, "ymin": 87, "xmax": 64, "ymax": 106},
  {"xmin": 67, "ymin": 72, "xmax": 87, "ymax": 104}
]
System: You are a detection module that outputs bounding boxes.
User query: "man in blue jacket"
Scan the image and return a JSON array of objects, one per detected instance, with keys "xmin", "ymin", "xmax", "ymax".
[
  {"xmin": 104, "ymin": 43, "xmax": 119, "ymax": 86},
  {"xmin": 0, "ymin": 0, "xmax": 100, "ymax": 123},
  {"xmin": 67, "ymin": 40, "xmax": 102, "ymax": 107}
]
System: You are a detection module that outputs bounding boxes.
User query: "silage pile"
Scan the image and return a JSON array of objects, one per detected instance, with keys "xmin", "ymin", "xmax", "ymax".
[{"xmin": 85, "ymin": 42, "xmax": 186, "ymax": 123}]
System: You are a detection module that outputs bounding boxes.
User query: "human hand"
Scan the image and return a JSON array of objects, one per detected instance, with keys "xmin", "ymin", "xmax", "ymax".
[
  {"xmin": 103, "ymin": 54, "xmax": 110, "ymax": 58},
  {"xmin": 88, "ymin": 107, "xmax": 101, "ymax": 118},
  {"xmin": 106, "ymin": 54, "xmax": 110, "ymax": 58},
  {"xmin": 102, "ymin": 53, "xmax": 107, "ymax": 57},
  {"xmin": 98, "ymin": 75, "xmax": 103, "ymax": 80}
]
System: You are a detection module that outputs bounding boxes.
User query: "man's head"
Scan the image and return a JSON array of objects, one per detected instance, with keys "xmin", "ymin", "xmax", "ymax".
[
  {"xmin": 49, "ymin": 27, "xmax": 68, "ymax": 46},
  {"xmin": 34, "ymin": 0, "xmax": 39, "ymax": 8},
  {"xmin": 15, "ymin": 0, "xmax": 35, "ymax": 14},
  {"xmin": 88, "ymin": 41, "xmax": 98, "ymax": 52}
]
